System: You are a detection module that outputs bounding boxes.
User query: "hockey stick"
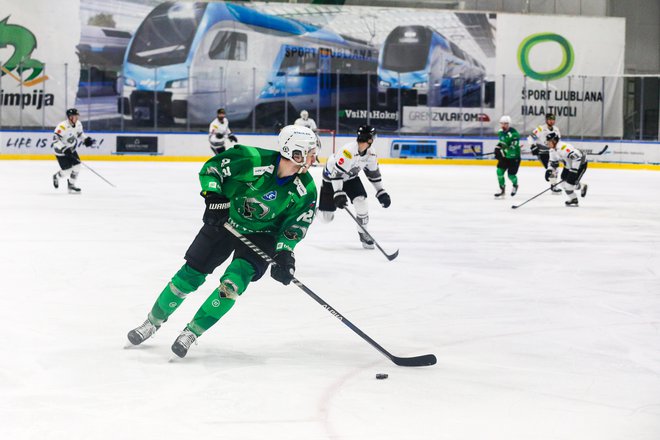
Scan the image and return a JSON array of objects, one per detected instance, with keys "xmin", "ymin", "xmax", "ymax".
[
  {"xmin": 223, "ymin": 222, "xmax": 436, "ymax": 367},
  {"xmin": 343, "ymin": 208, "xmax": 399, "ymax": 261},
  {"xmin": 469, "ymin": 146, "xmax": 496, "ymax": 157},
  {"xmin": 80, "ymin": 161, "xmax": 116, "ymax": 187},
  {"xmin": 511, "ymin": 180, "xmax": 564, "ymax": 210},
  {"xmin": 587, "ymin": 144, "xmax": 608, "ymax": 156}
]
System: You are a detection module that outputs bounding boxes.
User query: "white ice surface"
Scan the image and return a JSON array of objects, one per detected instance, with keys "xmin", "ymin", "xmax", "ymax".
[{"xmin": 1, "ymin": 160, "xmax": 659, "ymax": 440}]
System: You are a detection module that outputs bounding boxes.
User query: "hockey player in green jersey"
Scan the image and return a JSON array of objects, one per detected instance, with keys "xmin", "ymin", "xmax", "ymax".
[
  {"xmin": 127, "ymin": 125, "xmax": 319, "ymax": 358},
  {"xmin": 494, "ymin": 115, "xmax": 521, "ymax": 198}
]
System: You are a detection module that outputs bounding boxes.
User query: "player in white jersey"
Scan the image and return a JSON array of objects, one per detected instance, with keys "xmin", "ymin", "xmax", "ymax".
[
  {"xmin": 294, "ymin": 110, "xmax": 317, "ymax": 132},
  {"xmin": 208, "ymin": 108, "xmax": 238, "ymax": 155},
  {"xmin": 318, "ymin": 125, "xmax": 391, "ymax": 249},
  {"xmin": 544, "ymin": 132, "xmax": 589, "ymax": 206},
  {"xmin": 527, "ymin": 113, "xmax": 562, "ymax": 192},
  {"xmin": 52, "ymin": 108, "xmax": 95, "ymax": 194}
]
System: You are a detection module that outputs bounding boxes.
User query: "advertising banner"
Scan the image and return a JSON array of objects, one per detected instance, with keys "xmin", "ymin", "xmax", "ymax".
[
  {"xmin": 0, "ymin": 0, "xmax": 80, "ymax": 127},
  {"xmin": 0, "ymin": 2, "xmax": 626, "ymax": 138},
  {"xmin": 496, "ymin": 13, "xmax": 625, "ymax": 137}
]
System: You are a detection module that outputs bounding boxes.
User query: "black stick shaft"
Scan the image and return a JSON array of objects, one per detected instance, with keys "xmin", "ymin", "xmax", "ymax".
[
  {"xmin": 343, "ymin": 208, "xmax": 399, "ymax": 261},
  {"xmin": 223, "ymin": 222, "xmax": 435, "ymax": 367},
  {"xmin": 80, "ymin": 161, "xmax": 116, "ymax": 187},
  {"xmin": 512, "ymin": 180, "xmax": 564, "ymax": 209}
]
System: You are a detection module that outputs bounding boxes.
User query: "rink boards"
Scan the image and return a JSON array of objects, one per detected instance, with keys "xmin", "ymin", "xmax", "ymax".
[{"xmin": 1, "ymin": 130, "xmax": 659, "ymax": 169}]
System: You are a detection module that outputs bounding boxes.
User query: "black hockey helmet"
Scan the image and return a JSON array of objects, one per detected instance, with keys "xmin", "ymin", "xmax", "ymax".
[
  {"xmin": 545, "ymin": 113, "xmax": 556, "ymax": 121},
  {"xmin": 217, "ymin": 108, "xmax": 226, "ymax": 114},
  {"xmin": 356, "ymin": 125, "xmax": 376, "ymax": 143},
  {"xmin": 546, "ymin": 132, "xmax": 560, "ymax": 143},
  {"xmin": 66, "ymin": 108, "xmax": 79, "ymax": 117}
]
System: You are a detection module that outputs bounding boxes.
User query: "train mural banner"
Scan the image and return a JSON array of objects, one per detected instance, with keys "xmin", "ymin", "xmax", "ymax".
[{"xmin": 0, "ymin": 1, "xmax": 625, "ymax": 137}]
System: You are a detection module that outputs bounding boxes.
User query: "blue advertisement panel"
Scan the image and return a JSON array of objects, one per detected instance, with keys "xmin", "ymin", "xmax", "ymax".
[{"xmin": 446, "ymin": 140, "xmax": 483, "ymax": 157}]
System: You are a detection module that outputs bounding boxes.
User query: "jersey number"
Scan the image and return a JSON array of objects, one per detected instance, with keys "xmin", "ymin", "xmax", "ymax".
[{"xmin": 296, "ymin": 209, "xmax": 314, "ymax": 224}]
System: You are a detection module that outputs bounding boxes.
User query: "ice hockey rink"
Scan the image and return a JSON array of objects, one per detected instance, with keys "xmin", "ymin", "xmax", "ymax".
[{"xmin": 1, "ymin": 159, "xmax": 659, "ymax": 440}]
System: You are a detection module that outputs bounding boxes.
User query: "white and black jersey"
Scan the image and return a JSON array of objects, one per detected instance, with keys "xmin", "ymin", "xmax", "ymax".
[
  {"xmin": 208, "ymin": 117, "xmax": 233, "ymax": 148},
  {"xmin": 527, "ymin": 124, "xmax": 561, "ymax": 154},
  {"xmin": 53, "ymin": 119, "xmax": 85, "ymax": 156},
  {"xmin": 294, "ymin": 117, "xmax": 317, "ymax": 132},
  {"xmin": 323, "ymin": 141, "xmax": 384, "ymax": 192},
  {"xmin": 548, "ymin": 141, "xmax": 587, "ymax": 172}
]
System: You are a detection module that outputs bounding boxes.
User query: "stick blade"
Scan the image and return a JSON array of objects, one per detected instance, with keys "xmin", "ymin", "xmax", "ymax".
[
  {"xmin": 386, "ymin": 249, "xmax": 399, "ymax": 261},
  {"xmin": 511, "ymin": 205, "xmax": 519, "ymax": 209},
  {"xmin": 392, "ymin": 353, "xmax": 437, "ymax": 367}
]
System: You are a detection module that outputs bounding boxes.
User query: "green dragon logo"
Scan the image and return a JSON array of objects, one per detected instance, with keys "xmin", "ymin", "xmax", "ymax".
[{"xmin": 0, "ymin": 16, "xmax": 49, "ymax": 86}]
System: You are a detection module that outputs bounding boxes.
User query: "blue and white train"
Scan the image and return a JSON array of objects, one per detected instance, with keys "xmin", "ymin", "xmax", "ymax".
[
  {"xmin": 377, "ymin": 25, "xmax": 485, "ymax": 108},
  {"xmin": 119, "ymin": 2, "xmax": 377, "ymax": 126}
]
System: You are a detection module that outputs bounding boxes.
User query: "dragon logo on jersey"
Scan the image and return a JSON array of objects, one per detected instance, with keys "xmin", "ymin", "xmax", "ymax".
[
  {"xmin": 242, "ymin": 197, "xmax": 270, "ymax": 219},
  {"xmin": 262, "ymin": 190, "xmax": 277, "ymax": 201}
]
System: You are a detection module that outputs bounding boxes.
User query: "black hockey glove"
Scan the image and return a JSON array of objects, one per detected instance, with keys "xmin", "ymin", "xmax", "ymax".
[
  {"xmin": 545, "ymin": 169, "xmax": 555, "ymax": 182},
  {"xmin": 83, "ymin": 137, "xmax": 95, "ymax": 147},
  {"xmin": 530, "ymin": 144, "xmax": 540, "ymax": 156},
  {"xmin": 201, "ymin": 191, "xmax": 230, "ymax": 226},
  {"xmin": 333, "ymin": 191, "xmax": 348, "ymax": 209},
  {"xmin": 228, "ymin": 134, "xmax": 238, "ymax": 143},
  {"xmin": 494, "ymin": 146, "xmax": 504, "ymax": 161},
  {"xmin": 376, "ymin": 189, "xmax": 391, "ymax": 208},
  {"xmin": 271, "ymin": 251, "xmax": 295, "ymax": 285}
]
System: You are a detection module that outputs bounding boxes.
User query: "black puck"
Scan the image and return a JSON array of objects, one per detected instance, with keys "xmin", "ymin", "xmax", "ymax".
[{"xmin": 376, "ymin": 373, "xmax": 388, "ymax": 380}]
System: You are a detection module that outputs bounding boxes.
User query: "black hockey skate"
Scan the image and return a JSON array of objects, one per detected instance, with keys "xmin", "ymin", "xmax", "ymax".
[
  {"xmin": 551, "ymin": 184, "xmax": 563, "ymax": 194},
  {"xmin": 67, "ymin": 179, "xmax": 81, "ymax": 194},
  {"xmin": 565, "ymin": 198, "xmax": 579, "ymax": 207},
  {"xmin": 580, "ymin": 183, "xmax": 588, "ymax": 198},
  {"xmin": 127, "ymin": 318, "xmax": 159, "ymax": 345},
  {"xmin": 494, "ymin": 185, "xmax": 505, "ymax": 198},
  {"xmin": 511, "ymin": 184, "xmax": 518, "ymax": 196},
  {"xmin": 171, "ymin": 327, "xmax": 198, "ymax": 358},
  {"xmin": 52, "ymin": 172, "xmax": 60, "ymax": 189},
  {"xmin": 358, "ymin": 232, "xmax": 375, "ymax": 250}
]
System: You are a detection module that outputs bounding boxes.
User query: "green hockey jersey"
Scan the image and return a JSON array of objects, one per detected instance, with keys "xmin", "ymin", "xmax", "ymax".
[
  {"xmin": 199, "ymin": 145, "xmax": 317, "ymax": 252},
  {"xmin": 497, "ymin": 127, "xmax": 521, "ymax": 159}
]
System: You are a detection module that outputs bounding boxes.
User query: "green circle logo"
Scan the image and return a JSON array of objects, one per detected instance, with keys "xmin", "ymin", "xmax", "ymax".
[{"xmin": 518, "ymin": 33, "xmax": 574, "ymax": 81}]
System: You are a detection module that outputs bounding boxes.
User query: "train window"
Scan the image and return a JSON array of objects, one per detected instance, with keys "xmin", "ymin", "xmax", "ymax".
[
  {"xmin": 209, "ymin": 31, "xmax": 248, "ymax": 61},
  {"xmin": 127, "ymin": 2, "xmax": 206, "ymax": 67},
  {"xmin": 278, "ymin": 47, "xmax": 318, "ymax": 76}
]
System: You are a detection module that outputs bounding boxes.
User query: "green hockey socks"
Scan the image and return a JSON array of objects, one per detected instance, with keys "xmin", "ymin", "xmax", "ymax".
[
  {"xmin": 148, "ymin": 264, "xmax": 207, "ymax": 326},
  {"xmin": 186, "ymin": 259, "xmax": 256, "ymax": 336}
]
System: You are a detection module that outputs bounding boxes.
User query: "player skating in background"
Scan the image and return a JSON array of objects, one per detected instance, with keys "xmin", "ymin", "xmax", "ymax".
[
  {"xmin": 527, "ymin": 113, "xmax": 562, "ymax": 193},
  {"xmin": 318, "ymin": 125, "xmax": 391, "ymax": 249},
  {"xmin": 494, "ymin": 115, "xmax": 521, "ymax": 198},
  {"xmin": 127, "ymin": 125, "xmax": 318, "ymax": 358},
  {"xmin": 545, "ymin": 132, "xmax": 589, "ymax": 207},
  {"xmin": 294, "ymin": 110, "xmax": 317, "ymax": 132},
  {"xmin": 52, "ymin": 108, "xmax": 95, "ymax": 194},
  {"xmin": 208, "ymin": 108, "xmax": 238, "ymax": 155}
]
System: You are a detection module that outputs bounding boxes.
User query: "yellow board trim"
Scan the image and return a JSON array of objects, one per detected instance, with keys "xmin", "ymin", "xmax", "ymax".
[{"xmin": 1, "ymin": 154, "xmax": 659, "ymax": 170}]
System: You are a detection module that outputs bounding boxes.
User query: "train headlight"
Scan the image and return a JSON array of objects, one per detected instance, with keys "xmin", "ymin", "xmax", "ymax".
[
  {"xmin": 168, "ymin": 79, "xmax": 189, "ymax": 89},
  {"xmin": 379, "ymin": 80, "xmax": 390, "ymax": 88},
  {"xmin": 124, "ymin": 77, "xmax": 136, "ymax": 87},
  {"xmin": 413, "ymin": 81, "xmax": 428, "ymax": 90}
]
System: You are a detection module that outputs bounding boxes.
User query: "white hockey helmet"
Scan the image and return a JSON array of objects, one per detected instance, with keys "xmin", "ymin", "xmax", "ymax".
[
  {"xmin": 499, "ymin": 115, "xmax": 511, "ymax": 125},
  {"xmin": 278, "ymin": 125, "xmax": 317, "ymax": 165},
  {"xmin": 300, "ymin": 110, "xmax": 309, "ymax": 120}
]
